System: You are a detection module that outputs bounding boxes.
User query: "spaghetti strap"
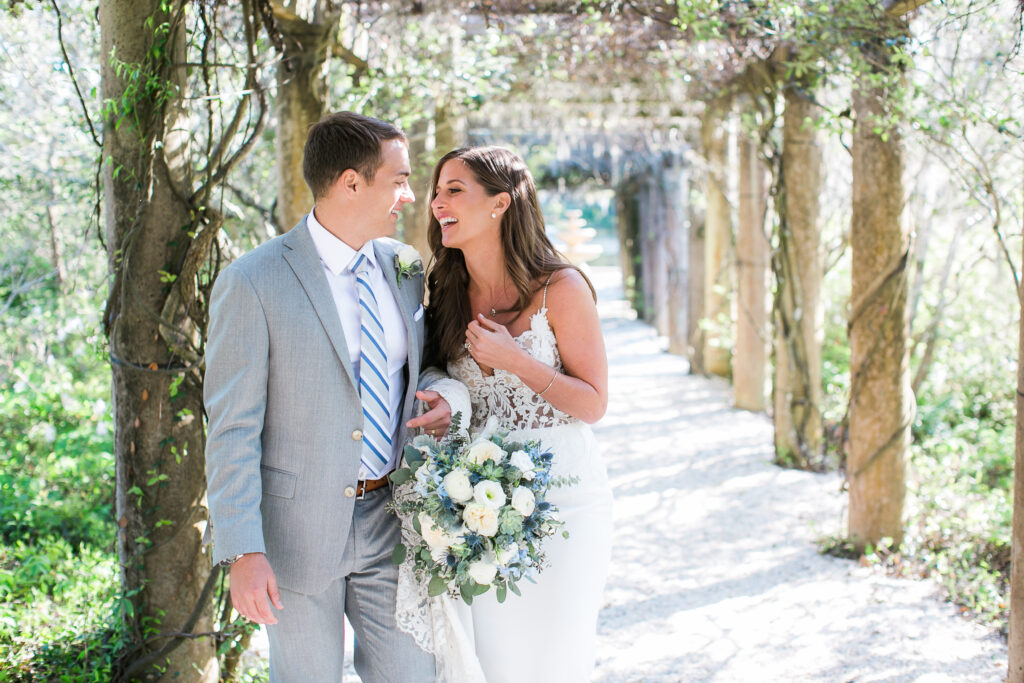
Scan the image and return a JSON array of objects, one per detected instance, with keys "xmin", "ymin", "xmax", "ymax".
[{"xmin": 542, "ymin": 273, "xmax": 554, "ymax": 309}]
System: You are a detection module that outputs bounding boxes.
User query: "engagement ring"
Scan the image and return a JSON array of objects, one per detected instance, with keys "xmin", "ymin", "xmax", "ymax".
[{"xmin": 464, "ymin": 341, "xmax": 472, "ymax": 351}]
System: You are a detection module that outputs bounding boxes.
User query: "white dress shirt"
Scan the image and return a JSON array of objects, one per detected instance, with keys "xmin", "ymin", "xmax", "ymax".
[{"xmin": 306, "ymin": 211, "xmax": 409, "ymax": 479}]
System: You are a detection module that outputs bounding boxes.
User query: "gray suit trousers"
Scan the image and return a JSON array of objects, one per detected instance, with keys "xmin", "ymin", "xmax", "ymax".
[{"xmin": 266, "ymin": 487, "xmax": 435, "ymax": 682}]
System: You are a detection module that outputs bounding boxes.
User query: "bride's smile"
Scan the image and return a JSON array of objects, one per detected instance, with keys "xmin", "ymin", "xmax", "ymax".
[{"xmin": 431, "ymin": 159, "xmax": 505, "ymax": 250}]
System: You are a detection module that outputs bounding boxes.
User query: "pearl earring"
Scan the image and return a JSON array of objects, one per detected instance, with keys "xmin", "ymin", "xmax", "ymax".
[{"xmin": 491, "ymin": 212, "xmax": 497, "ymax": 219}]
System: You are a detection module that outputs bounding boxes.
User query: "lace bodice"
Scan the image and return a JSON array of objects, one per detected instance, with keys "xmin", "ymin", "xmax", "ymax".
[{"xmin": 447, "ymin": 303, "xmax": 577, "ymax": 432}]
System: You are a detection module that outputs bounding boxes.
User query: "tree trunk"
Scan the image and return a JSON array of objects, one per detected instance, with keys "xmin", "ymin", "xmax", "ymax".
[
  {"xmin": 773, "ymin": 84, "xmax": 824, "ymax": 467},
  {"xmin": 910, "ymin": 222, "xmax": 963, "ymax": 395},
  {"xmin": 701, "ymin": 101, "xmax": 732, "ymax": 377},
  {"xmin": 735, "ymin": 131, "xmax": 768, "ymax": 411},
  {"xmin": 1007, "ymin": 180, "xmax": 1024, "ymax": 681},
  {"xmin": 405, "ymin": 117, "xmax": 434, "ymax": 260},
  {"xmin": 272, "ymin": 3, "xmax": 339, "ymax": 233},
  {"xmin": 101, "ymin": 1, "xmax": 217, "ymax": 679},
  {"xmin": 847, "ymin": 41, "xmax": 911, "ymax": 551},
  {"xmin": 615, "ymin": 179, "xmax": 645, "ymax": 317},
  {"xmin": 405, "ymin": 103, "xmax": 464, "ymax": 261},
  {"xmin": 665, "ymin": 158, "xmax": 690, "ymax": 356},
  {"xmin": 45, "ymin": 143, "xmax": 66, "ymax": 288},
  {"xmin": 646, "ymin": 172, "xmax": 670, "ymax": 335},
  {"xmin": 638, "ymin": 176, "xmax": 656, "ymax": 324},
  {"xmin": 688, "ymin": 185, "xmax": 707, "ymax": 374}
]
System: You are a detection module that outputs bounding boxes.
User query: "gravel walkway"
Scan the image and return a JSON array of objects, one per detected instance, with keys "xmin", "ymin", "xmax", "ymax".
[
  {"xmin": 589, "ymin": 267, "xmax": 1006, "ymax": 682},
  {"xmin": 251, "ymin": 266, "xmax": 1008, "ymax": 681}
]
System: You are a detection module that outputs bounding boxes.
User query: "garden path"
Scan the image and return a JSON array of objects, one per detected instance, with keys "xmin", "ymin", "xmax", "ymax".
[{"xmin": 589, "ymin": 267, "xmax": 1006, "ymax": 682}]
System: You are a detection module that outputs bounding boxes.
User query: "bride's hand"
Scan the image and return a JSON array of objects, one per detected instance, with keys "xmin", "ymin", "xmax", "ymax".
[{"xmin": 466, "ymin": 314, "xmax": 525, "ymax": 373}]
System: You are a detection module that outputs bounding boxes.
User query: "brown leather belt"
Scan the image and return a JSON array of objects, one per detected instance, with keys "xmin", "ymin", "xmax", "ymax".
[{"xmin": 356, "ymin": 475, "xmax": 390, "ymax": 497}]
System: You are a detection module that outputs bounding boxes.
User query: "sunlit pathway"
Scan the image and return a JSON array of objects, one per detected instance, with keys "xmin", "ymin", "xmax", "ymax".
[{"xmin": 589, "ymin": 267, "xmax": 1006, "ymax": 682}]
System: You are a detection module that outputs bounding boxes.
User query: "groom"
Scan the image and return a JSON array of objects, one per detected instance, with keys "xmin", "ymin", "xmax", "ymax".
[{"xmin": 204, "ymin": 111, "xmax": 461, "ymax": 681}]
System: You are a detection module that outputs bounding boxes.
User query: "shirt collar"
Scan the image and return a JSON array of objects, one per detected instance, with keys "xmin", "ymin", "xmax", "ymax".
[{"xmin": 306, "ymin": 209, "xmax": 376, "ymax": 276}]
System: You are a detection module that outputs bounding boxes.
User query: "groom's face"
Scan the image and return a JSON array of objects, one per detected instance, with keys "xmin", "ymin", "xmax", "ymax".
[{"xmin": 358, "ymin": 138, "xmax": 414, "ymax": 238}]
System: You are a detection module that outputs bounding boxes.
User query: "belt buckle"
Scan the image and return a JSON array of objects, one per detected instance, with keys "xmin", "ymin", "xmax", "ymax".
[{"xmin": 356, "ymin": 480, "xmax": 367, "ymax": 501}]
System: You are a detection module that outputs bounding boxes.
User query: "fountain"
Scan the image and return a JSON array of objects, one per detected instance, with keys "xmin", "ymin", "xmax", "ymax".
[{"xmin": 556, "ymin": 209, "xmax": 603, "ymax": 267}]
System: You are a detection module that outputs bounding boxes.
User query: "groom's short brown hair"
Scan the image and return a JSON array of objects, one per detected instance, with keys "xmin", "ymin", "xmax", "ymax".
[{"xmin": 303, "ymin": 112, "xmax": 407, "ymax": 200}]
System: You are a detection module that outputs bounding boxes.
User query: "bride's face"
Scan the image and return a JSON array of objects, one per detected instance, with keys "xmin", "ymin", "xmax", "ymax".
[{"xmin": 431, "ymin": 159, "xmax": 501, "ymax": 251}]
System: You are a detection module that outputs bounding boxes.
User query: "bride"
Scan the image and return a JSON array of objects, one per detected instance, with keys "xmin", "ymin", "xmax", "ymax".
[{"xmin": 398, "ymin": 145, "xmax": 613, "ymax": 682}]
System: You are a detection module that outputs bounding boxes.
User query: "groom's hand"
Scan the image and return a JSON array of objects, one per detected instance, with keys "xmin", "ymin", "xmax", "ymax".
[
  {"xmin": 406, "ymin": 390, "xmax": 451, "ymax": 436},
  {"xmin": 229, "ymin": 553, "xmax": 283, "ymax": 624}
]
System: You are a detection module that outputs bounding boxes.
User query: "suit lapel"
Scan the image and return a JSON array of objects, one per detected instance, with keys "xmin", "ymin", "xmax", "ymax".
[{"xmin": 281, "ymin": 223, "xmax": 359, "ymax": 390}]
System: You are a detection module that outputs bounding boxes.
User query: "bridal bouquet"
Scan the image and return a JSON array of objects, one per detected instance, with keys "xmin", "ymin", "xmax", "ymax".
[{"xmin": 390, "ymin": 414, "xmax": 570, "ymax": 605}]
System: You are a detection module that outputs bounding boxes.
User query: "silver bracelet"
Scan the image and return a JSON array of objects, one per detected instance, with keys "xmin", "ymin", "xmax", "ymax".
[{"xmin": 537, "ymin": 369, "xmax": 558, "ymax": 396}]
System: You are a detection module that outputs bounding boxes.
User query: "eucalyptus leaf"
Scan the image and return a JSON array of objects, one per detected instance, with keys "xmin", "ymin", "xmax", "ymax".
[
  {"xmin": 391, "ymin": 543, "xmax": 407, "ymax": 566},
  {"xmin": 389, "ymin": 468, "xmax": 412, "ymax": 485},
  {"xmin": 428, "ymin": 575, "xmax": 448, "ymax": 597}
]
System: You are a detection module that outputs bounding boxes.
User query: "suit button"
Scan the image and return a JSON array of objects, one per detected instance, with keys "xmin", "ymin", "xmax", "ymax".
[
  {"xmin": 352, "ymin": 430, "xmax": 363, "ymax": 441},
  {"xmin": 344, "ymin": 486, "xmax": 356, "ymax": 498}
]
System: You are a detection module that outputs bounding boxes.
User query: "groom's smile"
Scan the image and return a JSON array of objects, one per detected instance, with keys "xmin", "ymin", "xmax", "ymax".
[{"xmin": 361, "ymin": 138, "xmax": 414, "ymax": 238}]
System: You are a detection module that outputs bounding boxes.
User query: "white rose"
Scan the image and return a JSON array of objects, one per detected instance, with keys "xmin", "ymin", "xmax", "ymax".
[
  {"xmin": 444, "ymin": 468, "xmax": 474, "ymax": 503},
  {"xmin": 509, "ymin": 450, "xmax": 535, "ymax": 480},
  {"xmin": 465, "ymin": 440, "xmax": 505, "ymax": 466},
  {"xmin": 396, "ymin": 244, "xmax": 422, "ymax": 269},
  {"xmin": 511, "ymin": 486, "xmax": 536, "ymax": 517},
  {"xmin": 467, "ymin": 559, "xmax": 497, "ymax": 586},
  {"xmin": 495, "ymin": 542, "xmax": 519, "ymax": 566},
  {"xmin": 473, "ymin": 480, "xmax": 507, "ymax": 509},
  {"xmin": 462, "ymin": 503, "xmax": 499, "ymax": 537},
  {"xmin": 418, "ymin": 512, "xmax": 454, "ymax": 551}
]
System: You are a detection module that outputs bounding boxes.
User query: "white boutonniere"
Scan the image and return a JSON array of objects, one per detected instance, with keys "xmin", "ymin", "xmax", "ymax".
[{"xmin": 395, "ymin": 244, "xmax": 424, "ymax": 283}]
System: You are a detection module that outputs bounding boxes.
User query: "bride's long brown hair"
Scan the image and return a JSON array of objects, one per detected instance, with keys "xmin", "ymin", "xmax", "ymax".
[{"xmin": 424, "ymin": 146, "xmax": 595, "ymax": 367}]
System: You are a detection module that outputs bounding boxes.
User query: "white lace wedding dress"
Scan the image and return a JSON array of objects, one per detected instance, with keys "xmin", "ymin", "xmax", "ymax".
[{"xmin": 396, "ymin": 289, "xmax": 613, "ymax": 683}]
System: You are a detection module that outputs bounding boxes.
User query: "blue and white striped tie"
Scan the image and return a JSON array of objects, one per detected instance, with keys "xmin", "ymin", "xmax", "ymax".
[{"xmin": 350, "ymin": 253, "xmax": 391, "ymax": 479}]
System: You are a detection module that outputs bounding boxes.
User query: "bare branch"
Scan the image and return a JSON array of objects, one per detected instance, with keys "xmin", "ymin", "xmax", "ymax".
[
  {"xmin": 50, "ymin": 0, "xmax": 101, "ymax": 148},
  {"xmin": 884, "ymin": 0, "xmax": 933, "ymax": 17},
  {"xmin": 332, "ymin": 42, "xmax": 369, "ymax": 71}
]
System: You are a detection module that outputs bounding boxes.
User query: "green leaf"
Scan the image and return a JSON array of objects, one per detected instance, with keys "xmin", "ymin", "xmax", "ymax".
[
  {"xmin": 496, "ymin": 584, "xmax": 507, "ymax": 603},
  {"xmin": 509, "ymin": 581, "xmax": 521, "ymax": 597},
  {"xmin": 389, "ymin": 468, "xmax": 412, "ymax": 485},
  {"xmin": 391, "ymin": 543, "xmax": 407, "ymax": 566},
  {"xmin": 404, "ymin": 445, "xmax": 426, "ymax": 470},
  {"xmin": 473, "ymin": 582, "xmax": 490, "ymax": 596},
  {"xmin": 460, "ymin": 582, "xmax": 475, "ymax": 605},
  {"xmin": 428, "ymin": 575, "xmax": 448, "ymax": 597}
]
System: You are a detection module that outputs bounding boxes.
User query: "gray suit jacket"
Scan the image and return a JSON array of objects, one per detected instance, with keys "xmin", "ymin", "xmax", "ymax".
[{"xmin": 204, "ymin": 220, "xmax": 439, "ymax": 594}]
